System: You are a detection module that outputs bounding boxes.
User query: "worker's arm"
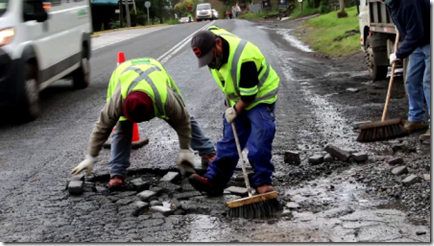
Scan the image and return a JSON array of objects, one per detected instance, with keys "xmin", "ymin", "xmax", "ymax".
[
  {"xmin": 164, "ymin": 90, "xmax": 196, "ymax": 176},
  {"xmin": 225, "ymin": 61, "xmax": 258, "ymax": 123},
  {"xmin": 235, "ymin": 61, "xmax": 259, "ymax": 111},
  {"xmin": 88, "ymin": 82, "xmax": 123, "ymax": 157},
  {"xmin": 164, "ymin": 90, "xmax": 192, "ymax": 151},
  {"xmin": 72, "ymin": 82, "xmax": 123, "ymax": 175},
  {"xmin": 395, "ymin": 2, "xmax": 424, "ymax": 59}
]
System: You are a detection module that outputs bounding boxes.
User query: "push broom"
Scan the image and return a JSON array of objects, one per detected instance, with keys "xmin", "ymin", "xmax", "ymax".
[
  {"xmin": 225, "ymin": 99, "xmax": 283, "ymax": 219},
  {"xmin": 357, "ymin": 32, "xmax": 407, "ymax": 142}
]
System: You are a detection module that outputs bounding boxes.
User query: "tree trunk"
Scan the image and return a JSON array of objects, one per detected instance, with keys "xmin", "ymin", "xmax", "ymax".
[
  {"xmin": 159, "ymin": 0, "xmax": 163, "ymax": 24},
  {"xmin": 124, "ymin": 0, "xmax": 131, "ymax": 27},
  {"xmin": 119, "ymin": 1, "xmax": 124, "ymax": 28},
  {"xmin": 337, "ymin": 0, "xmax": 348, "ymax": 18}
]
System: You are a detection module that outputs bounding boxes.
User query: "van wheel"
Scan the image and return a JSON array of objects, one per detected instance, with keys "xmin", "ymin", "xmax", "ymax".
[
  {"xmin": 19, "ymin": 63, "xmax": 40, "ymax": 121},
  {"xmin": 72, "ymin": 49, "xmax": 90, "ymax": 89},
  {"xmin": 365, "ymin": 37, "xmax": 388, "ymax": 81}
]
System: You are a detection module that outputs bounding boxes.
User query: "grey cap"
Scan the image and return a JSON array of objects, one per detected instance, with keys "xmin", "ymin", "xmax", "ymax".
[{"xmin": 191, "ymin": 30, "xmax": 216, "ymax": 68}]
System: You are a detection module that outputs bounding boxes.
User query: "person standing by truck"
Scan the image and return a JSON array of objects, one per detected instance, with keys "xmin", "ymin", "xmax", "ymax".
[{"xmin": 382, "ymin": 0, "xmax": 430, "ymax": 142}]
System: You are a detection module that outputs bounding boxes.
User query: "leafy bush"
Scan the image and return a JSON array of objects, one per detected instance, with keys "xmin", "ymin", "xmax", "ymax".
[
  {"xmin": 319, "ymin": 0, "xmax": 330, "ymax": 14},
  {"xmin": 165, "ymin": 18, "xmax": 180, "ymax": 25},
  {"xmin": 109, "ymin": 19, "xmax": 121, "ymax": 29}
]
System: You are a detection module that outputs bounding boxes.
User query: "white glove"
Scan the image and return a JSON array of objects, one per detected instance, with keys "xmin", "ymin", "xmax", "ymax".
[
  {"xmin": 389, "ymin": 53, "xmax": 401, "ymax": 65},
  {"xmin": 71, "ymin": 155, "xmax": 96, "ymax": 175},
  {"xmin": 177, "ymin": 149, "xmax": 196, "ymax": 176},
  {"xmin": 225, "ymin": 106, "xmax": 238, "ymax": 124}
]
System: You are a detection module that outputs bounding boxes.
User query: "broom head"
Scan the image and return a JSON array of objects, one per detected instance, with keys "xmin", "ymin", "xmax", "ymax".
[
  {"xmin": 226, "ymin": 191, "xmax": 283, "ymax": 219},
  {"xmin": 357, "ymin": 118, "xmax": 407, "ymax": 142},
  {"xmin": 226, "ymin": 191, "xmax": 279, "ymax": 209}
]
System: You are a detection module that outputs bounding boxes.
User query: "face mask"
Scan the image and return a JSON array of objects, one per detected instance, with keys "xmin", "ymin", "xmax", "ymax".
[
  {"xmin": 208, "ymin": 53, "xmax": 223, "ymax": 70},
  {"xmin": 383, "ymin": 0, "xmax": 392, "ymax": 5}
]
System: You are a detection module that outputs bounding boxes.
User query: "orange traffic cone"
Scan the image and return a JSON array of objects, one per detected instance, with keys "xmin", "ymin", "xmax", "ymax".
[
  {"xmin": 117, "ymin": 52, "xmax": 125, "ymax": 66},
  {"xmin": 103, "ymin": 52, "xmax": 149, "ymax": 150}
]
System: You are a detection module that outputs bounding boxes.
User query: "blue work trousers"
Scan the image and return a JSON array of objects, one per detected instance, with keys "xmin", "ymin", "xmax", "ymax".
[
  {"xmin": 406, "ymin": 44, "xmax": 430, "ymax": 126},
  {"xmin": 205, "ymin": 103, "xmax": 276, "ymax": 189},
  {"xmin": 109, "ymin": 116, "xmax": 215, "ymax": 178}
]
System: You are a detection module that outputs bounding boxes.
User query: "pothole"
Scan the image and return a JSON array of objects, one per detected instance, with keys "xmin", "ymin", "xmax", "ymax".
[{"xmin": 66, "ymin": 168, "xmax": 287, "ymax": 220}]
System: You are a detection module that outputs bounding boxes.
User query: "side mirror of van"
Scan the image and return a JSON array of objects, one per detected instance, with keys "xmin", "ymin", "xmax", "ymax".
[{"xmin": 23, "ymin": 0, "xmax": 49, "ymax": 23}]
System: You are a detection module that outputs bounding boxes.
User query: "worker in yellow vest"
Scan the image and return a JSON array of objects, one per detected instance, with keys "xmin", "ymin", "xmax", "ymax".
[
  {"xmin": 189, "ymin": 30, "xmax": 280, "ymax": 196},
  {"xmin": 207, "ymin": 25, "xmax": 238, "ymax": 38},
  {"xmin": 71, "ymin": 58, "xmax": 216, "ymax": 190}
]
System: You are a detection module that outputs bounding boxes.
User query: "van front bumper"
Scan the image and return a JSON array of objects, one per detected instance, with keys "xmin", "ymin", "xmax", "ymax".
[
  {"xmin": 0, "ymin": 48, "xmax": 25, "ymax": 108},
  {"xmin": 197, "ymin": 14, "xmax": 213, "ymax": 20}
]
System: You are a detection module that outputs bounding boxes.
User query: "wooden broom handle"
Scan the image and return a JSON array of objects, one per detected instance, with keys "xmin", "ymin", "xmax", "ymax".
[
  {"xmin": 226, "ymin": 98, "xmax": 253, "ymax": 197},
  {"xmin": 381, "ymin": 32, "xmax": 400, "ymax": 122}
]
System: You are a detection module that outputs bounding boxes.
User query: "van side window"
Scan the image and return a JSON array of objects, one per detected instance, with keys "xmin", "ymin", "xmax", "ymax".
[{"xmin": 46, "ymin": 0, "xmax": 61, "ymax": 6}]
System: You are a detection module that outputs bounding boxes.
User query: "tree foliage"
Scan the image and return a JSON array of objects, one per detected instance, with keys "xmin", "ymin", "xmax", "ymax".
[
  {"xmin": 319, "ymin": 0, "xmax": 330, "ymax": 13},
  {"xmin": 174, "ymin": 0, "xmax": 197, "ymax": 17}
]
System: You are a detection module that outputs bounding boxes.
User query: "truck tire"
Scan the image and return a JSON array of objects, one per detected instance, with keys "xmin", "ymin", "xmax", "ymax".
[
  {"xmin": 365, "ymin": 37, "xmax": 388, "ymax": 81},
  {"xmin": 19, "ymin": 63, "xmax": 40, "ymax": 121},
  {"xmin": 72, "ymin": 47, "xmax": 90, "ymax": 89}
]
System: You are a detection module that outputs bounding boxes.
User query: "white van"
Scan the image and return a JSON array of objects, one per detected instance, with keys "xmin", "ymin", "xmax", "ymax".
[
  {"xmin": 0, "ymin": 0, "xmax": 92, "ymax": 121},
  {"xmin": 196, "ymin": 3, "xmax": 213, "ymax": 21}
]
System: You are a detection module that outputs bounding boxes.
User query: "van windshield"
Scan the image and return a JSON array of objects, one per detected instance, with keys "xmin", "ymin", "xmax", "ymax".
[
  {"xmin": 197, "ymin": 5, "xmax": 210, "ymax": 10},
  {"xmin": 0, "ymin": 0, "xmax": 8, "ymax": 17}
]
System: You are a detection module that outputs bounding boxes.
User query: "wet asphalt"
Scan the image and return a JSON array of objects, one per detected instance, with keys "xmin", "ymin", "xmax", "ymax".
[{"xmin": 0, "ymin": 19, "xmax": 430, "ymax": 242}]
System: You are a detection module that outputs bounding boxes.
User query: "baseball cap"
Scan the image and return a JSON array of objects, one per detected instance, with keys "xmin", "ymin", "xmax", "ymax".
[
  {"xmin": 191, "ymin": 30, "xmax": 216, "ymax": 68},
  {"xmin": 123, "ymin": 91, "xmax": 154, "ymax": 122}
]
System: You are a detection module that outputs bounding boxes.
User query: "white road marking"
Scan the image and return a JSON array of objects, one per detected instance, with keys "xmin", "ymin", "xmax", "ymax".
[
  {"xmin": 91, "ymin": 21, "xmax": 216, "ymax": 63},
  {"xmin": 91, "ymin": 26, "xmax": 172, "ymax": 51},
  {"xmin": 157, "ymin": 21, "xmax": 216, "ymax": 63}
]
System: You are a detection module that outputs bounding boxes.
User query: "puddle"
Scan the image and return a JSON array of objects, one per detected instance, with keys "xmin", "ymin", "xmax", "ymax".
[{"xmin": 258, "ymin": 26, "xmax": 313, "ymax": 53}]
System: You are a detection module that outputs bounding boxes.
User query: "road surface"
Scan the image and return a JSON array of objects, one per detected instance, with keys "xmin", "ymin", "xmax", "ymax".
[{"xmin": 0, "ymin": 20, "xmax": 430, "ymax": 242}]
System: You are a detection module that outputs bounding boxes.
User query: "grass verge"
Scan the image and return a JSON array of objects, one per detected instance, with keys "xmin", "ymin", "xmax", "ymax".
[
  {"xmin": 165, "ymin": 19, "xmax": 180, "ymax": 25},
  {"xmin": 238, "ymin": 10, "xmax": 279, "ymax": 20},
  {"xmin": 91, "ymin": 24, "xmax": 169, "ymax": 38},
  {"xmin": 297, "ymin": 6, "xmax": 360, "ymax": 56}
]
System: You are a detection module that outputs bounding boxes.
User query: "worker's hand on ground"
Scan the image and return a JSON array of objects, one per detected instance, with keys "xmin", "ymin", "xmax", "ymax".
[
  {"xmin": 389, "ymin": 53, "xmax": 401, "ymax": 65},
  {"xmin": 71, "ymin": 155, "xmax": 96, "ymax": 175},
  {"xmin": 225, "ymin": 106, "xmax": 238, "ymax": 124},
  {"xmin": 177, "ymin": 149, "xmax": 196, "ymax": 176}
]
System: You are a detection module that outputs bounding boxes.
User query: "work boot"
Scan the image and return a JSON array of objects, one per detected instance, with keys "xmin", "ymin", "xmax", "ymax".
[
  {"xmin": 404, "ymin": 121, "xmax": 428, "ymax": 133},
  {"xmin": 257, "ymin": 184, "xmax": 275, "ymax": 194},
  {"xmin": 419, "ymin": 129, "xmax": 430, "ymax": 144},
  {"xmin": 189, "ymin": 174, "xmax": 223, "ymax": 196},
  {"xmin": 108, "ymin": 176, "xmax": 126, "ymax": 191},
  {"xmin": 201, "ymin": 153, "xmax": 217, "ymax": 169}
]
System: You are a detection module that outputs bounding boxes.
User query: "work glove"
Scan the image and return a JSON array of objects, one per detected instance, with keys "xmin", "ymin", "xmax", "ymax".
[
  {"xmin": 389, "ymin": 53, "xmax": 401, "ymax": 65},
  {"xmin": 225, "ymin": 106, "xmax": 238, "ymax": 124},
  {"xmin": 177, "ymin": 149, "xmax": 196, "ymax": 177},
  {"xmin": 71, "ymin": 155, "xmax": 96, "ymax": 175}
]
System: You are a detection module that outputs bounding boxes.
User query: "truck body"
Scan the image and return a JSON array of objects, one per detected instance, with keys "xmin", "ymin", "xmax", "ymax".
[{"xmin": 358, "ymin": 0, "xmax": 408, "ymax": 81}]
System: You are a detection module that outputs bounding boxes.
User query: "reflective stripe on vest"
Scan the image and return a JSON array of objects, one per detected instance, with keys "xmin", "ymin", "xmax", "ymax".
[
  {"xmin": 227, "ymin": 93, "xmax": 238, "ymax": 100},
  {"xmin": 231, "ymin": 39, "xmax": 248, "ymax": 96},
  {"xmin": 123, "ymin": 65, "xmax": 165, "ymax": 117},
  {"xmin": 239, "ymin": 87, "xmax": 258, "ymax": 95},
  {"xmin": 218, "ymin": 33, "xmax": 236, "ymax": 38},
  {"xmin": 258, "ymin": 64, "xmax": 270, "ymax": 88},
  {"xmin": 254, "ymin": 87, "xmax": 279, "ymax": 102},
  {"xmin": 223, "ymin": 39, "xmax": 271, "ymax": 100}
]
